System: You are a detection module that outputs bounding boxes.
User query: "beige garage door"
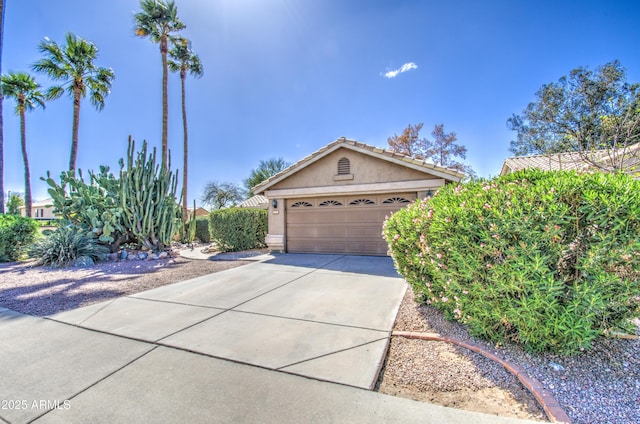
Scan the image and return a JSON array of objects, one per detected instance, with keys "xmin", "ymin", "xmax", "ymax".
[{"xmin": 286, "ymin": 194, "xmax": 416, "ymax": 256}]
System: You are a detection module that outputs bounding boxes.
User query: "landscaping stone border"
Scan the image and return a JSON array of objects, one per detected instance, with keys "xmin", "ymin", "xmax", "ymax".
[{"xmin": 392, "ymin": 331, "xmax": 572, "ymax": 424}]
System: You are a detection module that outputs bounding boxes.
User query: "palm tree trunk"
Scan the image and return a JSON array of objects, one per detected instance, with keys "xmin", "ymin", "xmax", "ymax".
[
  {"xmin": 69, "ymin": 87, "xmax": 81, "ymax": 176},
  {"xmin": 0, "ymin": 0, "xmax": 5, "ymax": 214},
  {"xmin": 181, "ymin": 70, "xmax": 188, "ymax": 221},
  {"xmin": 161, "ymin": 34, "xmax": 169, "ymax": 171},
  {"xmin": 19, "ymin": 108, "xmax": 31, "ymax": 218}
]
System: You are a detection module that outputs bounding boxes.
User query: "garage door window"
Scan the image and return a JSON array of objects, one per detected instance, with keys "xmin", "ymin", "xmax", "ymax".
[
  {"xmin": 319, "ymin": 200, "xmax": 343, "ymax": 206},
  {"xmin": 349, "ymin": 198, "xmax": 375, "ymax": 205},
  {"xmin": 291, "ymin": 201, "xmax": 313, "ymax": 207},
  {"xmin": 382, "ymin": 197, "xmax": 411, "ymax": 204}
]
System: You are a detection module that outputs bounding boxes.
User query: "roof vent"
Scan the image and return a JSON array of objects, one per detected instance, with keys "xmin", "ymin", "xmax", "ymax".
[{"xmin": 337, "ymin": 157, "xmax": 350, "ymax": 175}]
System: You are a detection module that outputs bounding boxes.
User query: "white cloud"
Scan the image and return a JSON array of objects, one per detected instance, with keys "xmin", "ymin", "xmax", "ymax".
[{"xmin": 383, "ymin": 62, "xmax": 418, "ymax": 79}]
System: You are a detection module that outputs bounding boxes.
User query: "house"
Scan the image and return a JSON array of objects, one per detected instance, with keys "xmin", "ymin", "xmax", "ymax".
[
  {"xmin": 187, "ymin": 207, "xmax": 209, "ymax": 218},
  {"xmin": 20, "ymin": 198, "xmax": 57, "ymax": 220},
  {"xmin": 501, "ymin": 143, "xmax": 640, "ymax": 176},
  {"xmin": 253, "ymin": 137, "xmax": 464, "ymax": 256},
  {"xmin": 238, "ymin": 195, "xmax": 269, "ymax": 210}
]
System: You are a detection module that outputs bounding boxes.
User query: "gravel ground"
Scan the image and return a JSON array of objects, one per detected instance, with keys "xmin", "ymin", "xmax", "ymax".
[
  {"xmin": 378, "ymin": 286, "xmax": 547, "ymax": 421},
  {"xmin": 0, "ymin": 256, "xmax": 250, "ymax": 316},
  {"xmin": 384, "ymin": 286, "xmax": 640, "ymax": 424}
]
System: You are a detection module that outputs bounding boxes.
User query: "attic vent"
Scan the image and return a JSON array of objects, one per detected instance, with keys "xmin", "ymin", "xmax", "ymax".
[{"xmin": 337, "ymin": 158, "xmax": 350, "ymax": 175}]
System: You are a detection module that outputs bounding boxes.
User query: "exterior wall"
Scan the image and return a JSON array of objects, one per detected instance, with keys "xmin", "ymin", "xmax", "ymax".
[
  {"xmin": 269, "ymin": 148, "xmax": 437, "ymax": 190},
  {"xmin": 265, "ymin": 198, "xmax": 285, "ymax": 252},
  {"xmin": 261, "ymin": 147, "xmax": 450, "ymax": 253},
  {"xmin": 20, "ymin": 205, "xmax": 57, "ymax": 220}
]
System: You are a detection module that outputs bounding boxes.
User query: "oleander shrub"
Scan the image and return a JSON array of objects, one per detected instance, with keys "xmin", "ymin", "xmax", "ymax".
[
  {"xmin": 29, "ymin": 225, "xmax": 110, "ymax": 267},
  {"xmin": 0, "ymin": 214, "xmax": 39, "ymax": 262},
  {"xmin": 195, "ymin": 218, "xmax": 210, "ymax": 243},
  {"xmin": 384, "ymin": 169, "xmax": 640, "ymax": 354},
  {"xmin": 209, "ymin": 208, "xmax": 267, "ymax": 252}
]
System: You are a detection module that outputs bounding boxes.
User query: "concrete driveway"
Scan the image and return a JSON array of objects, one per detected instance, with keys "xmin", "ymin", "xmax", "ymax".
[
  {"xmin": 49, "ymin": 254, "xmax": 405, "ymax": 389},
  {"xmin": 0, "ymin": 254, "xmax": 540, "ymax": 424}
]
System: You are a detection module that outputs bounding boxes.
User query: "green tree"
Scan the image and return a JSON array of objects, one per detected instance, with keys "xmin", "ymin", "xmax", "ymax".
[
  {"xmin": 201, "ymin": 181, "xmax": 244, "ymax": 210},
  {"xmin": 134, "ymin": 0, "xmax": 185, "ymax": 171},
  {"xmin": 0, "ymin": 0, "xmax": 6, "ymax": 213},
  {"xmin": 507, "ymin": 60, "xmax": 640, "ymax": 173},
  {"xmin": 6, "ymin": 193, "xmax": 23, "ymax": 215},
  {"xmin": 168, "ymin": 37, "xmax": 203, "ymax": 220},
  {"xmin": 244, "ymin": 157, "xmax": 291, "ymax": 197},
  {"xmin": 1, "ymin": 72, "xmax": 46, "ymax": 217},
  {"xmin": 32, "ymin": 33, "xmax": 114, "ymax": 176}
]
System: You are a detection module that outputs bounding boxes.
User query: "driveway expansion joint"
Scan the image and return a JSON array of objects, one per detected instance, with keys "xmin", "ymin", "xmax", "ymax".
[
  {"xmin": 392, "ymin": 331, "xmax": 572, "ymax": 424},
  {"xmin": 25, "ymin": 345, "xmax": 159, "ymax": 424},
  {"xmin": 276, "ymin": 337, "xmax": 390, "ymax": 371}
]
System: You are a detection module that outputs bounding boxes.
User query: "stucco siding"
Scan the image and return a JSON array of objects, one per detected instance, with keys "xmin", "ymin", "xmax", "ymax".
[{"xmin": 268, "ymin": 148, "xmax": 437, "ymax": 190}]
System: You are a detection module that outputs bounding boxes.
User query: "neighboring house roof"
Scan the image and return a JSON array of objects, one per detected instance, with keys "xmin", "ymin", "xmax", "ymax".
[
  {"xmin": 500, "ymin": 152, "xmax": 590, "ymax": 175},
  {"xmin": 501, "ymin": 143, "xmax": 640, "ymax": 175},
  {"xmin": 187, "ymin": 207, "xmax": 209, "ymax": 217},
  {"xmin": 238, "ymin": 195, "xmax": 268, "ymax": 209},
  {"xmin": 19, "ymin": 198, "xmax": 54, "ymax": 209},
  {"xmin": 253, "ymin": 137, "xmax": 465, "ymax": 194}
]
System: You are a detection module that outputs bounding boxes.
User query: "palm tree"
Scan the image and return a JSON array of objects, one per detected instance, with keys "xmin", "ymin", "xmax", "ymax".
[
  {"xmin": 168, "ymin": 37, "xmax": 203, "ymax": 219},
  {"xmin": 134, "ymin": 0, "xmax": 185, "ymax": 171},
  {"xmin": 32, "ymin": 33, "xmax": 114, "ymax": 176},
  {"xmin": 0, "ymin": 0, "xmax": 6, "ymax": 213},
  {"xmin": 1, "ymin": 72, "xmax": 45, "ymax": 217}
]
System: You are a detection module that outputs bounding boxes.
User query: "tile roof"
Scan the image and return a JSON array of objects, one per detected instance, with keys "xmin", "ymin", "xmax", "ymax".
[
  {"xmin": 501, "ymin": 143, "xmax": 640, "ymax": 175},
  {"xmin": 253, "ymin": 137, "xmax": 465, "ymax": 194},
  {"xmin": 238, "ymin": 195, "xmax": 268, "ymax": 209}
]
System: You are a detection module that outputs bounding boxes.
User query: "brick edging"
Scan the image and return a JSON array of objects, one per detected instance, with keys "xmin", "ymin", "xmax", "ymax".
[{"xmin": 392, "ymin": 331, "xmax": 572, "ymax": 424}]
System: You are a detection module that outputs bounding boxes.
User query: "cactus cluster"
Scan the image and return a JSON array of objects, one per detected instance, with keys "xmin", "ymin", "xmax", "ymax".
[
  {"xmin": 119, "ymin": 137, "xmax": 180, "ymax": 251},
  {"xmin": 44, "ymin": 136, "xmax": 181, "ymax": 252}
]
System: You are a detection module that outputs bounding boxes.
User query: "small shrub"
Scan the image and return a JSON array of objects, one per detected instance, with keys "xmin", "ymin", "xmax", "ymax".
[
  {"xmin": 384, "ymin": 169, "xmax": 640, "ymax": 354},
  {"xmin": 195, "ymin": 218, "xmax": 210, "ymax": 243},
  {"xmin": 209, "ymin": 208, "xmax": 267, "ymax": 252},
  {"xmin": 30, "ymin": 225, "xmax": 110, "ymax": 267},
  {"xmin": 0, "ymin": 214, "xmax": 39, "ymax": 262}
]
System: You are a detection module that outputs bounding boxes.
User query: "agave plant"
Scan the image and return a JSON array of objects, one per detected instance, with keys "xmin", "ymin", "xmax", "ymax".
[{"xmin": 30, "ymin": 225, "xmax": 110, "ymax": 267}]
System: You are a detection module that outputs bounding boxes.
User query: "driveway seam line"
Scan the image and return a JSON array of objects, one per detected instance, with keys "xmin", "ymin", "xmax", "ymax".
[
  {"xmin": 154, "ymin": 309, "xmax": 231, "ymax": 343},
  {"xmin": 224, "ymin": 256, "xmax": 346, "ymax": 310},
  {"xmin": 276, "ymin": 336, "xmax": 389, "ymax": 371},
  {"xmin": 26, "ymin": 345, "xmax": 158, "ymax": 424},
  {"xmin": 70, "ymin": 298, "xmax": 117, "ymax": 326},
  {"xmin": 227, "ymin": 309, "xmax": 390, "ymax": 333}
]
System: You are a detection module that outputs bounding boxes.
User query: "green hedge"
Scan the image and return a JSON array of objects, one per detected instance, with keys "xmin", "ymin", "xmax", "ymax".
[
  {"xmin": 209, "ymin": 208, "xmax": 267, "ymax": 252},
  {"xmin": 383, "ymin": 169, "xmax": 640, "ymax": 354},
  {"xmin": 195, "ymin": 218, "xmax": 210, "ymax": 243},
  {"xmin": 0, "ymin": 214, "xmax": 39, "ymax": 262}
]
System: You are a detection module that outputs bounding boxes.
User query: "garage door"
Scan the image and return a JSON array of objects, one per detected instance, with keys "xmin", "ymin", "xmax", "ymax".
[{"xmin": 286, "ymin": 194, "xmax": 416, "ymax": 256}]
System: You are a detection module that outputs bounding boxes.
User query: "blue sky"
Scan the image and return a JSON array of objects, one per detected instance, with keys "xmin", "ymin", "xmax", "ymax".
[{"xmin": 3, "ymin": 0, "xmax": 640, "ymax": 203}]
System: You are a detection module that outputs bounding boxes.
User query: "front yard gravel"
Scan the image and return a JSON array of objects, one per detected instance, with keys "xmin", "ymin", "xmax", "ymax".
[{"xmin": 386, "ymin": 286, "xmax": 640, "ymax": 424}]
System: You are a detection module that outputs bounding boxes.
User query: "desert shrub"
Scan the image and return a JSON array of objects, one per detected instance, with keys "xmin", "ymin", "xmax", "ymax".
[
  {"xmin": 209, "ymin": 208, "xmax": 267, "ymax": 252},
  {"xmin": 195, "ymin": 218, "xmax": 210, "ymax": 243},
  {"xmin": 43, "ymin": 137, "xmax": 180, "ymax": 252},
  {"xmin": 0, "ymin": 214, "xmax": 38, "ymax": 262},
  {"xmin": 29, "ymin": 225, "xmax": 110, "ymax": 267},
  {"xmin": 384, "ymin": 169, "xmax": 640, "ymax": 354}
]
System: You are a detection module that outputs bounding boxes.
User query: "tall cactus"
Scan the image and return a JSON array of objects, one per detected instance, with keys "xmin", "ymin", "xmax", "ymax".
[{"xmin": 119, "ymin": 136, "xmax": 180, "ymax": 251}]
